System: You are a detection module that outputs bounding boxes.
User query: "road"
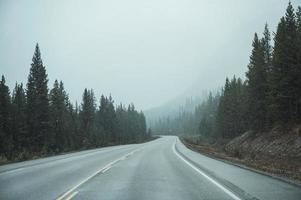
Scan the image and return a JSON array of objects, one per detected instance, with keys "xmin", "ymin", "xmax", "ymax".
[{"xmin": 0, "ymin": 136, "xmax": 300, "ymax": 200}]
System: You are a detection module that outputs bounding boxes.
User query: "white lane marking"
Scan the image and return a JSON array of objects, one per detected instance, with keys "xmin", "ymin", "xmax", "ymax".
[
  {"xmin": 102, "ymin": 166, "xmax": 112, "ymax": 173},
  {"xmin": 0, "ymin": 145, "xmax": 135, "ymax": 176},
  {"xmin": 56, "ymin": 148, "xmax": 141, "ymax": 200},
  {"xmin": 173, "ymin": 139, "xmax": 242, "ymax": 200},
  {"xmin": 64, "ymin": 191, "xmax": 78, "ymax": 200}
]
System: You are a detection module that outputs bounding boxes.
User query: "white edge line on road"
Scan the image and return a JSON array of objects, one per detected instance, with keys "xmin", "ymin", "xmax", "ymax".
[
  {"xmin": 173, "ymin": 138, "xmax": 242, "ymax": 200},
  {"xmin": 56, "ymin": 148, "xmax": 141, "ymax": 200},
  {"xmin": 64, "ymin": 191, "xmax": 78, "ymax": 200},
  {"xmin": 102, "ymin": 166, "xmax": 112, "ymax": 173}
]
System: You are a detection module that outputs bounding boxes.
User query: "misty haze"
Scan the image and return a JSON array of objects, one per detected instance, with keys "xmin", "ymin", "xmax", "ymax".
[{"xmin": 0, "ymin": 0, "xmax": 301, "ymax": 200}]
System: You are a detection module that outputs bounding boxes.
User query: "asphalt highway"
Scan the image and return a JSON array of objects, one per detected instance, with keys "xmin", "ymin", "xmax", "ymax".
[{"xmin": 0, "ymin": 136, "xmax": 300, "ymax": 200}]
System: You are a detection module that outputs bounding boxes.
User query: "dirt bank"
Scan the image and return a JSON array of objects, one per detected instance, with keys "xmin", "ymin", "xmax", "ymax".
[{"xmin": 182, "ymin": 126, "xmax": 301, "ymax": 184}]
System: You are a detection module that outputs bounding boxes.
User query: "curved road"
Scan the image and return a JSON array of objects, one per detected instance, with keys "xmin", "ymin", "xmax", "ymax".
[{"xmin": 0, "ymin": 136, "xmax": 300, "ymax": 200}]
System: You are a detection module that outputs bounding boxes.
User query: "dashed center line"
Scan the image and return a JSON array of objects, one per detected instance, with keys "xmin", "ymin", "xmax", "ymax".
[{"xmin": 56, "ymin": 148, "xmax": 141, "ymax": 200}]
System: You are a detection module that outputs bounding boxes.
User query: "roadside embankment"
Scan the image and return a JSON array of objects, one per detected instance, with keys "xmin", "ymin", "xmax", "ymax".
[{"xmin": 182, "ymin": 126, "xmax": 301, "ymax": 184}]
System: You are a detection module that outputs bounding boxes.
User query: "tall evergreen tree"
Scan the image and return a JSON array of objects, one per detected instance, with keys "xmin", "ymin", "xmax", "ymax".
[
  {"xmin": 71, "ymin": 101, "xmax": 81, "ymax": 148},
  {"xmin": 1, "ymin": 42, "xmax": 151, "ymax": 160},
  {"xmin": 270, "ymin": 2, "xmax": 298, "ymax": 123},
  {"xmin": 97, "ymin": 95, "xmax": 117, "ymax": 143},
  {"xmin": 262, "ymin": 23, "xmax": 272, "ymax": 67},
  {"xmin": 0, "ymin": 75, "xmax": 13, "ymax": 158},
  {"xmin": 296, "ymin": 6, "xmax": 301, "ymax": 120},
  {"xmin": 11, "ymin": 83, "xmax": 27, "ymax": 153},
  {"xmin": 26, "ymin": 43, "xmax": 50, "ymax": 152},
  {"xmin": 216, "ymin": 77, "xmax": 248, "ymax": 138},
  {"xmin": 115, "ymin": 104, "xmax": 128, "ymax": 143},
  {"xmin": 97, "ymin": 95, "xmax": 108, "ymax": 144},
  {"xmin": 246, "ymin": 33, "xmax": 267, "ymax": 130},
  {"xmin": 79, "ymin": 88, "xmax": 96, "ymax": 147},
  {"xmin": 49, "ymin": 80, "xmax": 70, "ymax": 151}
]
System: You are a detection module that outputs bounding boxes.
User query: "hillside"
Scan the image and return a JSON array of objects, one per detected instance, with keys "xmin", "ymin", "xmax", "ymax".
[
  {"xmin": 144, "ymin": 95, "xmax": 204, "ymax": 127},
  {"xmin": 183, "ymin": 125, "xmax": 301, "ymax": 182}
]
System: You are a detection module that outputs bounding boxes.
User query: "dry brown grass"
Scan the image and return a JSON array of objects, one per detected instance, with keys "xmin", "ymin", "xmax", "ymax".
[{"xmin": 181, "ymin": 137, "xmax": 301, "ymax": 184}]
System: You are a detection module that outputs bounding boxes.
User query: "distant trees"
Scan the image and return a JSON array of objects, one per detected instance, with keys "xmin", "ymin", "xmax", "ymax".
[
  {"xmin": 152, "ymin": 2, "xmax": 301, "ymax": 139},
  {"xmin": 49, "ymin": 80, "xmax": 71, "ymax": 151},
  {"xmin": 79, "ymin": 88, "xmax": 97, "ymax": 147},
  {"xmin": 152, "ymin": 94, "xmax": 220, "ymax": 136},
  {"xmin": 216, "ymin": 2, "xmax": 301, "ymax": 136},
  {"xmin": 0, "ymin": 44, "xmax": 150, "ymax": 161},
  {"xmin": 216, "ymin": 77, "xmax": 248, "ymax": 138},
  {"xmin": 97, "ymin": 95, "xmax": 117, "ymax": 144},
  {"xmin": 197, "ymin": 92, "xmax": 219, "ymax": 137}
]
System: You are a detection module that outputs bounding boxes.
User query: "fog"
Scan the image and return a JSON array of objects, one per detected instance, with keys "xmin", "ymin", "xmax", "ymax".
[{"xmin": 0, "ymin": 0, "xmax": 296, "ymax": 110}]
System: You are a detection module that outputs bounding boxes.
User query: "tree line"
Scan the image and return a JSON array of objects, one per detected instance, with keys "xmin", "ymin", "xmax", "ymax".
[
  {"xmin": 153, "ymin": 2, "xmax": 301, "ymax": 139},
  {"xmin": 0, "ymin": 44, "xmax": 150, "ymax": 161}
]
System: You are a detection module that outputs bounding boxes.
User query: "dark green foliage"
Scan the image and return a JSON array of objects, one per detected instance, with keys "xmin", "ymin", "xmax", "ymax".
[
  {"xmin": 0, "ymin": 76, "xmax": 13, "ymax": 158},
  {"xmin": 296, "ymin": 6, "xmax": 301, "ymax": 121},
  {"xmin": 11, "ymin": 83, "xmax": 27, "ymax": 153},
  {"xmin": 115, "ymin": 104, "xmax": 148, "ymax": 143},
  {"xmin": 153, "ymin": 2, "xmax": 301, "ymax": 139},
  {"xmin": 26, "ymin": 43, "xmax": 50, "ymax": 152},
  {"xmin": 152, "ymin": 94, "xmax": 220, "ymax": 137},
  {"xmin": 269, "ymin": 2, "xmax": 299, "ymax": 123},
  {"xmin": 79, "ymin": 88, "xmax": 96, "ymax": 147},
  {"xmin": 97, "ymin": 95, "xmax": 117, "ymax": 144},
  {"xmin": 246, "ymin": 33, "xmax": 267, "ymax": 130},
  {"xmin": 0, "ymin": 44, "xmax": 149, "ymax": 161},
  {"xmin": 262, "ymin": 24, "xmax": 272, "ymax": 67},
  {"xmin": 2, "ymin": 2, "xmax": 300, "ymax": 160},
  {"xmin": 217, "ymin": 77, "xmax": 248, "ymax": 138},
  {"xmin": 49, "ymin": 80, "xmax": 72, "ymax": 151}
]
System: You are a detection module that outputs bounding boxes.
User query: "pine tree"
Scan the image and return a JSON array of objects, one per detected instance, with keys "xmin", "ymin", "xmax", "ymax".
[
  {"xmin": 97, "ymin": 95, "xmax": 108, "ymax": 144},
  {"xmin": 0, "ymin": 75, "xmax": 13, "ymax": 158},
  {"xmin": 296, "ymin": 6, "xmax": 301, "ymax": 120},
  {"xmin": 49, "ymin": 80, "xmax": 70, "ymax": 151},
  {"xmin": 246, "ymin": 33, "xmax": 267, "ymax": 130},
  {"xmin": 107, "ymin": 95, "xmax": 117, "ymax": 142},
  {"xmin": 115, "ymin": 104, "xmax": 124, "ymax": 143},
  {"xmin": 97, "ymin": 95, "xmax": 117, "ymax": 144},
  {"xmin": 26, "ymin": 43, "xmax": 50, "ymax": 152},
  {"xmin": 216, "ymin": 79, "xmax": 228, "ymax": 138},
  {"xmin": 79, "ymin": 88, "xmax": 96, "ymax": 147},
  {"xmin": 262, "ymin": 23, "xmax": 272, "ymax": 67},
  {"xmin": 270, "ymin": 2, "xmax": 298, "ymax": 124},
  {"xmin": 235, "ymin": 78, "xmax": 248, "ymax": 135},
  {"xmin": 138, "ymin": 111, "xmax": 147, "ymax": 141},
  {"xmin": 71, "ymin": 101, "xmax": 81, "ymax": 148},
  {"xmin": 11, "ymin": 83, "xmax": 27, "ymax": 154},
  {"xmin": 216, "ymin": 77, "xmax": 248, "ymax": 138},
  {"xmin": 221, "ymin": 77, "xmax": 234, "ymax": 138}
]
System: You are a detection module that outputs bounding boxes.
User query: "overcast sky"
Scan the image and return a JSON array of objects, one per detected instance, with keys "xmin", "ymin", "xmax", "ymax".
[{"xmin": 0, "ymin": 0, "xmax": 298, "ymax": 110}]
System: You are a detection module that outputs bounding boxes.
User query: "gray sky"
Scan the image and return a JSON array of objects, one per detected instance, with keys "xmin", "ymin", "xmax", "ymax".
[{"xmin": 0, "ymin": 0, "xmax": 298, "ymax": 110}]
